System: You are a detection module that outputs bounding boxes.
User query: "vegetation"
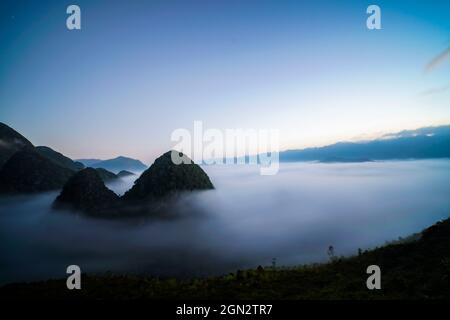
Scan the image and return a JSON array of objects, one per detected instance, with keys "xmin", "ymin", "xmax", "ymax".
[
  {"xmin": 2, "ymin": 216, "xmax": 449, "ymax": 300},
  {"xmin": 36, "ymin": 146, "xmax": 85, "ymax": 171},
  {"xmin": 51, "ymin": 152, "xmax": 214, "ymax": 216},
  {"xmin": 123, "ymin": 151, "xmax": 214, "ymax": 201},
  {"xmin": 117, "ymin": 170, "xmax": 135, "ymax": 178},
  {"xmin": 95, "ymin": 168, "xmax": 118, "ymax": 181},
  {"xmin": 0, "ymin": 122, "xmax": 82, "ymax": 193},
  {"xmin": 0, "ymin": 150, "xmax": 74, "ymax": 193},
  {"xmin": 0, "ymin": 122, "xmax": 34, "ymax": 168},
  {"xmin": 54, "ymin": 168, "xmax": 120, "ymax": 213}
]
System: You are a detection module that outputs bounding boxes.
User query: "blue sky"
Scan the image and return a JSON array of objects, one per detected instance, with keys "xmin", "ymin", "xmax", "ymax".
[{"xmin": 0, "ymin": 0, "xmax": 449, "ymax": 163}]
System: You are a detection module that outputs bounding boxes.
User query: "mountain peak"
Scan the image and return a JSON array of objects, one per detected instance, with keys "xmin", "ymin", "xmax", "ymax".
[
  {"xmin": 54, "ymin": 168, "xmax": 120, "ymax": 213},
  {"xmin": 123, "ymin": 150, "xmax": 214, "ymax": 201}
]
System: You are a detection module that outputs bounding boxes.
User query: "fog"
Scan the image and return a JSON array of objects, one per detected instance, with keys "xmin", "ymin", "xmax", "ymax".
[{"xmin": 1, "ymin": 160, "xmax": 450, "ymax": 285}]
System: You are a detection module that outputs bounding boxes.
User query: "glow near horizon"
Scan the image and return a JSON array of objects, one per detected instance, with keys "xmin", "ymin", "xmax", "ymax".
[{"xmin": 0, "ymin": 0, "xmax": 449, "ymax": 164}]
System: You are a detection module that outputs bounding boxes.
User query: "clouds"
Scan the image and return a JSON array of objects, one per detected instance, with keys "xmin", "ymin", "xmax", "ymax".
[
  {"xmin": 2, "ymin": 161, "xmax": 450, "ymax": 284},
  {"xmin": 425, "ymin": 45, "xmax": 450, "ymax": 73},
  {"xmin": 421, "ymin": 45, "xmax": 450, "ymax": 96}
]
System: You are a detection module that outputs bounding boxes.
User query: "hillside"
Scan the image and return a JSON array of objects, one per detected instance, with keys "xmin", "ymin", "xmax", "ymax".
[
  {"xmin": 117, "ymin": 170, "xmax": 135, "ymax": 178},
  {"xmin": 1, "ymin": 215, "xmax": 449, "ymax": 299},
  {"xmin": 0, "ymin": 122, "xmax": 34, "ymax": 168},
  {"xmin": 0, "ymin": 150, "xmax": 75, "ymax": 193},
  {"xmin": 54, "ymin": 168, "xmax": 120, "ymax": 214},
  {"xmin": 36, "ymin": 146, "xmax": 84, "ymax": 171},
  {"xmin": 95, "ymin": 168, "xmax": 118, "ymax": 182},
  {"xmin": 0, "ymin": 123, "xmax": 86, "ymax": 193},
  {"xmin": 123, "ymin": 151, "xmax": 214, "ymax": 201}
]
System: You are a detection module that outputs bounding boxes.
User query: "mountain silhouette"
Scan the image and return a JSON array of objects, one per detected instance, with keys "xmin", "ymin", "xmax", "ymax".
[
  {"xmin": 54, "ymin": 168, "xmax": 120, "ymax": 213},
  {"xmin": 0, "ymin": 123, "xmax": 86, "ymax": 193},
  {"xmin": 54, "ymin": 151, "xmax": 214, "ymax": 216},
  {"xmin": 0, "ymin": 122, "xmax": 34, "ymax": 168},
  {"xmin": 77, "ymin": 156, "xmax": 147, "ymax": 174},
  {"xmin": 123, "ymin": 151, "xmax": 214, "ymax": 201},
  {"xmin": 95, "ymin": 168, "xmax": 118, "ymax": 181},
  {"xmin": 0, "ymin": 150, "xmax": 74, "ymax": 193},
  {"xmin": 117, "ymin": 170, "xmax": 135, "ymax": 178},
  {"xmin": 279, "ymin": 125, "xmax": 450, "ymax": 162},
  {"xmin": 36, "ymin": 146, "xmax": 85, "ymax": 171}
]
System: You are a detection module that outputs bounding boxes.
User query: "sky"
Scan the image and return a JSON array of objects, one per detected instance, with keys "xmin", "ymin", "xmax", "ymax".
[{"xmin": 0, "ymin": 0, "xmax": 449, "ymax": 164}]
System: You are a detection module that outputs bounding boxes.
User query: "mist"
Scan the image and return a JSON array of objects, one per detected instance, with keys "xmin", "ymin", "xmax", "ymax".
[{"xmin": 1, "ymin": 160, "xmax": 450, "ymax": 285}]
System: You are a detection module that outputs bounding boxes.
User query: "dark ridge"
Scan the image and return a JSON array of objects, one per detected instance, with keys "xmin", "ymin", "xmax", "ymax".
[
  {"xmin": 54, "ymin": 168, "xmax": 120, "ymax": 214},
  {"xmin": 36, "ymin": 146, "xmax": 85, "ymax": 171},
  {"xmin": 95, "ymin": 168, "xmax": 118, "ymax": 182},
  {"xmin": 0, "ymin": 122, "xmax": 34, "ymax": 168},
  {"xmin": 0, "ymin": 150, "xmax": 74, "ymax": 194},
  {"xmin": 123, "ymin": 151, "xmax": 214, "ymax": 201},
  {"xmin": 117, "ymin": 170, "xmax": 135, "ymax": 178}
]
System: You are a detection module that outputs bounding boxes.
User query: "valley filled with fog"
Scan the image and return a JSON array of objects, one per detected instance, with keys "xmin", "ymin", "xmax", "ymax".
[{"xmin": 1, "ymin": 160, "xmax": 450, "ymax": 285}]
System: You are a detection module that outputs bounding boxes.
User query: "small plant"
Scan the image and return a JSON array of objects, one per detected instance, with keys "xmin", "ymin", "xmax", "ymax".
[{"xmin": 327, "ymin": 245, "xmax": 337, "ymax": 262}]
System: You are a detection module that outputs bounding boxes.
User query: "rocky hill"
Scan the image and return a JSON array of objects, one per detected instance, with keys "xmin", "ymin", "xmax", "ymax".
[
  {"xmin": 95, "ymin": 168, "xmax": 118, "ymax": 182},
  {"xmin": 54, "ymin": 168, "xmax": 120, "ymax": 213},
  {"xmin": 117, "ymin": 170, "xmax": 135, "ymax": 178},
  {"xmin": 123, "ymin": 151, "xmax": 214, "ymax": 201}
]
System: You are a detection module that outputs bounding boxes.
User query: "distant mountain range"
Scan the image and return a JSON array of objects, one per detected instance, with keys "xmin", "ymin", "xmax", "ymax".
[
  {"xmin": 74, "ymin": 158, "xmax": 100, "ymax": 167},
  {"xmin": 279, "ymin": 125, "xmax": 450, "ymax": 162},
  {"xmin": 1, "ymin": 121, "xmax": 450, "ymax": 195},
  {"xmin": 77, "ymin": 157, "xmax": 147, "ymax": 174},
  {"xmin": 0, "ymin": 122, "xmax": 124, "ymax": 193}
]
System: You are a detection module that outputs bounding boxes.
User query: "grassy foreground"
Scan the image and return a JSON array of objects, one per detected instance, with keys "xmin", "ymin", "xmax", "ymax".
[{"xmin": 1, "ymin": 217, "xmax": 450, "ymax": 300}]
